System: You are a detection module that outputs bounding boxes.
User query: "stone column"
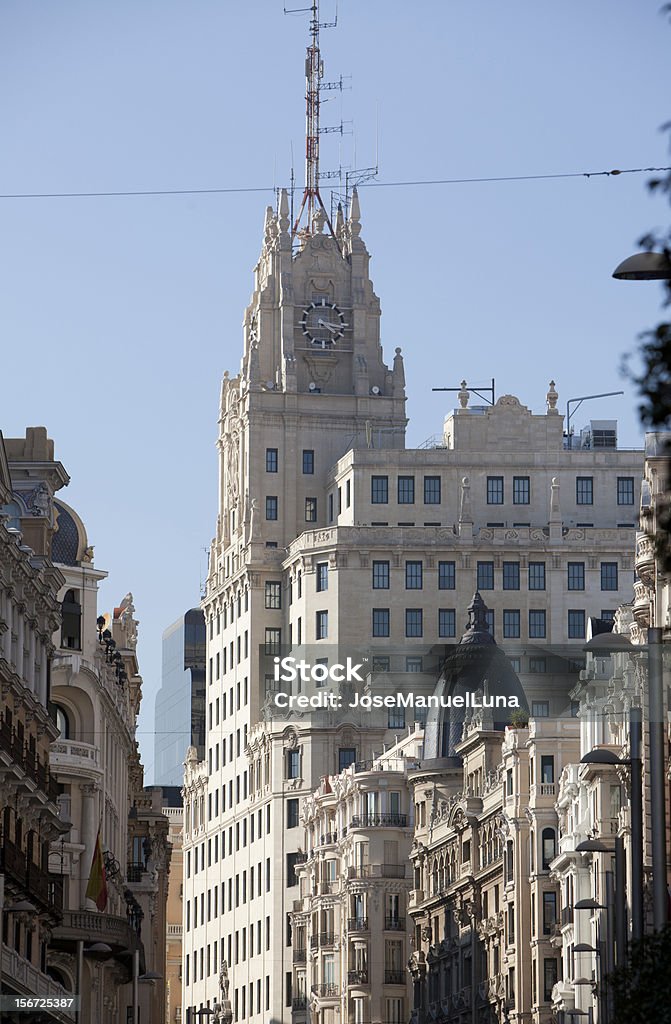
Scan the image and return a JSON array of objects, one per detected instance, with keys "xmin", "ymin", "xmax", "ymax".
[
  {"xmin": 16, "ymin": 605, "xmax": 25, "ymax": 677},
  {"xmin": 1, "ymin": 590, "xmax": 11, "ymax": 662},
  {"xmin": 27, "ymin": 624, "xmax": 36, "ymax": 693},
  {"xmin": 80, "ymin": 783, "xmax": 98, "ymax": 908},
  {"xmin": 38, "ymin": 643, "xmax": 48, "ymax": 706}
]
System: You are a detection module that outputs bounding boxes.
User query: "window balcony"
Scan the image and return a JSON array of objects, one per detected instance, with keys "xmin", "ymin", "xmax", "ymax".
[
  {"xmin": 350, "ymin": 813, "xmax": 408, "ymax": 828},
  {"xmin": 50, "ymin": 739, "xmax": 102, "ymax": 778},
  {"xmin": 347, "ymin": 918, "xmax": 369, "ymax": 932},
  {"xmin": 292, "ymin": 996, "xmax": 308, "ymax": 1010},
  {"xmin": 293, "ymin": 948, "xmax": 307, "ymax": 964},
  {"xmin": 384, "ymin": 917, "xmax": 406, "ymax": 931},
  {"xmin": 347, "ymin": 969, "xmax": 369, "ymax": 985},
  {"xmin": 311, "ymin": 984, "xmax": 340, "ymax": 998},
  {"xmin": 384, "ymin": 969, "xmax": 406, "ymax": 985}
]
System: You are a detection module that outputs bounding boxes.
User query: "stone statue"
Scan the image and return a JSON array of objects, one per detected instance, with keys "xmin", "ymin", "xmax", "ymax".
[
  {"xmin": 459, "ymin": 476, "xmax": 472, "ymax": 522},
  {"xmin": 219, "ymin": 959, "xmax": 230, "ymax": 999}
]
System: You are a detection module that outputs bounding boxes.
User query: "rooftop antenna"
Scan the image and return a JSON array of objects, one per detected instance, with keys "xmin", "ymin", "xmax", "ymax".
[{"xmin": 284, "ymin": 0, "xmax": 340, "ymax": 241}]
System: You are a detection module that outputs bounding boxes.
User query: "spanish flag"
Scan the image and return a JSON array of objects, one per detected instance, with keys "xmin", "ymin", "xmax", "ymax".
[{"xmin": 85, "ymin": 830, "xmax": 108, "ymax": 912}]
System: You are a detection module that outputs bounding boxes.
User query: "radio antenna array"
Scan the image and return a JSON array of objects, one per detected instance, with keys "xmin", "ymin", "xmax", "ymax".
[{"xmin": 284, "ymin": 0, "xmax": 340, "ymax": 241}]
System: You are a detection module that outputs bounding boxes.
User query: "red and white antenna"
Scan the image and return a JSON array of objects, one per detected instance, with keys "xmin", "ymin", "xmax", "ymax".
[{"xmin": 285, "ymin": 0, "xmax": 339, "ymax": 240}]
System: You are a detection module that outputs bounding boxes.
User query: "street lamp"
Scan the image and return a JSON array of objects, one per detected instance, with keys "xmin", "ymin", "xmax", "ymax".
[
  {"xmin": 575, "ymin": 838, "xmax": 626, "ymax": 969},
  {"xmin": 612, "ymin": 252, "xmax": 671, "ymax": 280}
]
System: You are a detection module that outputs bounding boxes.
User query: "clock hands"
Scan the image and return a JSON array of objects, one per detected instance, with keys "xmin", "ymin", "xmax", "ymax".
[{"xmin": 317, "ymin": 318, "xmax": 342, "ymax": 334}]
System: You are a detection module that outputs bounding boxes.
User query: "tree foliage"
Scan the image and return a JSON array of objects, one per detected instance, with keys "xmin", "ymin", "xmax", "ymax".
[{"xmin": 607, "ymin": 924, "xmax": 671, "ymax": 1024}]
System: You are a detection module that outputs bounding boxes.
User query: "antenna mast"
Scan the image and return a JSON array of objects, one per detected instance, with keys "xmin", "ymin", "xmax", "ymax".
[{"xmin": 286, "ymin": 0, "xmax": 338, "ymax": 240}]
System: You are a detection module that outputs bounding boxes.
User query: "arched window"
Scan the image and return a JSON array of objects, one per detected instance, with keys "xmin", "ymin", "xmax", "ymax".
[
  {"xmin": 542, "ymin": 828, "xmax": 556, "ymax": 870},
  {"xmin": 61, "ymin": 590, "xmax": 81, "ymax": 650},
  {"xmin": 54, "ymin": 705, "xmax": 70, "ymax": 739}
]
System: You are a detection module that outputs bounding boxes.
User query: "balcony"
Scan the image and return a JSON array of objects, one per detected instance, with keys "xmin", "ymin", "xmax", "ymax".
[
  {"xmin": 384, "ymin": 969, "xmax": 406, "ymax": 985},
  {"xmin": 381, "ymin": 863, "xmax": 407, "ymax": 878},
  {"xmin": 320, "ymin": 832, "xmax": 338, "ymax": 845},
  {"xmin": 561, "ymin": 906, "xmax": 574, "ymax": 926},
  {"xmin": 0, "ymin": 719, "xmax": 59, "ymax": 802},
  {"xmin": 292, "ymin": 996, "xmax": 308, "ymax": 1010},
  {"xmin": 52, "ymin": 909, "xmax": 144, "ymax": 970},
  {"xmin": 347, "ymin": 969, "xmax": 369, "ymax": 985},
  {"xmin": 385, "ymin": 917, "xmax": 406, "ymax": 931},
  {"xmin": 50, "ymin": 739, "xmax": 101, "ymax": 778},
  {"xmin": 408, "ymin": 889, "xmax": 424, "ymax": 907},
  {"xmin": 347, "ymin": 918, "xmax": 369, "ymax": 932},
  {"xmin": 318, "ymin": 932, "xmax": 336, "ymax": 947},
  {"xmin": 127, "ymin": 861, "xmax": 145, "ymax": 883},
  {"xmin": 1, "ymin": 946, "xmax": 75, "ymax": 1023},
  {"xmin": 350, "ymin": 813, "xmax": 408, "ymax": 828},
  {"xmin": 293, "ymin": 948, "xmax": 307, "ymax": 964},
  {"xmin": 167, "ymin": 924, "xmax": 183, "ymax": 938},
  {"xmin": 311, "ymin": 984, "xmax": 340, "ymax": 998},
  {"xmin": 1, "ymin": 839, "xmax": 63, "ymax": 914}
]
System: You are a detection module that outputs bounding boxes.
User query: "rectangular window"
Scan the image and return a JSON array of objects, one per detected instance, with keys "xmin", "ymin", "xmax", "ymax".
[
  {"xmin": 529, "ymin": 610, "xmax": 546, "ymax": 638},
  {"xmin": 528, "ymin": 562, "xmax": 546, "ymax": 590},
  {"xmin": 477, "ymin": 561, "xmax": 494, "ymax": 590},
  {"xmin": 513, "ymin": 476, "xmax": 530, "ymax": 504},
  {"xmin": 438, "ymin": 609, "xmax": 456, "ymax": 638},
  {"xmin": 328, "ymin": 493, "xmax": 334, "ymax": 522},
  {"xmin": 543, "ymin": 959, "xmax": 558, "ymax": 1002},
  {"xmin": 287, "ymin": 750, "xmax": 300, "ymax": 779},
  {"xmin": 265, "ymin": 448, "xmax": 278, "ymax": 473},
  {"xmin": 372, "ymin": 561, "xmax": 390, "ymax": 589},
  {"xmin": 405, "ymin": 561, "xmax": 423, "ymax": 589},
  {"xmin": 339, "ymin": 747, "xmax": 356, "ymax": 772},
  {"xmin": 485, "ymin": 609, "xmax": 494, "ymax": 635},
  {"xmin": 438, "ymin": 561, "xmax": 456, "ymax": 590},
  {"xmin": 532, "ymin": 700, "xmax": 550, "ymax": 718},
  {"xmin": 601, "ymin": 562, "xmax": 618, "ymax": 590},
  {"xmin": 405, "ymin": 608, "xmax": 423, "ymax": 637},
  {"xmin": 316, "ymin": 562, "xmax": 329, "ymax": 592},
  {"xmin": 423, "ymin": 476, "xmax": 441, "ymax": 504},
  {"xmin": 567, "ymin": 562, "xmax": 585, "ymax": 590},
  {"xmin": 265, "ymin": 581, "xmax": 282, "ymax": 609},
  {"xmin": 503, "ymin": 610, "xmax": 521, "ymax": 638},
  {"xmin": 542, "ymin": 893, "xmax": 557, "ymax": 935},
  {"xmin": 315, "ymin": 610, "xmax": 328, "ymax": 640},
  {"xmin": 487, "ymin": 476, "xmax": 504, "ymax": 504},
  {"xmin": 503, "ymin": 562, "xmax": 520, "ymax": 590},
  {"xmin": 371, "ymin": 476, "xmax": 389, "ymax": 504},
  {"xmin": 398, "ymin": 476, "xmax": 415, "ymax": 504},
  {"xmin": 617, "ymin": 476, "xmax": 634, "ymax": 505},
  {"xmin": 286, "ymin": 853, "xmax": 300, "ymax": 888},
  {"xmin": 388, "ymin": 707, "xmax": 406, "ymax": 729},
  {"xmin": 265, "ymin": 496, "xmax": 278, "ymax": 520},
  {"xmin": 530, "ymin": 656, "xmax": 547, "ymax": 673},
  {"xmin": 568, "ymin": 609, "xmax": 586, "ymax": 639},
  {"xmin": 305, "ymin": 497, "xmax": 317, "ymax": 522},
  {"xmin": 576, "ymin": 477, "xmax": 593, "ymax": 505},
  {"xmin": 264, "ymin": 628, "xmax": 281, "ymax": 654},
  {"xmin": 302, "ymin": 449, "xmax": 314, "ymax": 475},
  {"xmin": 372, "ymin": 608, "xmax": 390, "ymax": 637},
  {"xmin": 406, "ymin": 656, "xmax": 423, "ymax": 673}
]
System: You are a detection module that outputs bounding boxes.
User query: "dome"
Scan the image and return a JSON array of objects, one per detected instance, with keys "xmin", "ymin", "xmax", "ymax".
[
  {"xmin": 423, "ymin": 592, "xmax": 528, "ymax": 759},
  {"xmin": 52, "ymin": 500, "xmax": 88, "ymax": 566}
]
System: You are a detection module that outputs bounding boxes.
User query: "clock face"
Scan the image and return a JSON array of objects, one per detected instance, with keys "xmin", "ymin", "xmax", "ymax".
[{"xmin": 300, "ymin": 298, "xmax": 347, "ymax": 347}]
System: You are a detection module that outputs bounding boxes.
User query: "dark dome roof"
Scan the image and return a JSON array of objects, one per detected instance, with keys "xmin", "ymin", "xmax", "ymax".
[
  {"xmin": 423, "ymin": 592, "xmax": 528, "ymax": 759},
  {"xmin": 52, "ymin": 501, "xmax": 82, "ymax": 565}
]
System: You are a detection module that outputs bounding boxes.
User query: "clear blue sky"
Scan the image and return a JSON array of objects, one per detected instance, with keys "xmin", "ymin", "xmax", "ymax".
[{"xmin": 1, "ymin": 1, "xmax": 669, "ymax": 780}]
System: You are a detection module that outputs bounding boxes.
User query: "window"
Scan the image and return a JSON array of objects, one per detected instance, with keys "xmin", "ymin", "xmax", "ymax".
[
  {"xmin": 54, "ymin": 705, "xmax": 70, "ymax": 739},
  {"xmin": 398, "ymin": 476, "xmax": 415, "ymax": 504},
  {"xmin": 372, "ymin": 655, "xmax": 390, "ymax": 672},
  {"xmin": 265, "ymin": 581, "xmax": 281, "ymax": 609},
  {"xmin": 372, "ymin": 608, "xmax": 390, "ymax": 637},
  {"xmin": 406, "ymin": 656, "xmax": 423, "ymax": 673},
  {"xmin": 601, "ymin": 562, "xmax": 618, "ymax": 590},
  {"xmin": 371, "ymin": 476, "xmax": 389, "ymax": 504},
  {"xmin": 265, "ymin": 448, "xmax": 278, "ymax": 473},
  {"xmin": 487, "ymin": 476, "xmax": 504, "ymax": 504},
  {"xmin": 543, "ymin": 958, "xmax": 558, "ymax": 1002},
  {"xmin": 617, "ymin": 476, "xmax": 634, "ymax": 504},
  {"xmin": 405, "ymin": 561, "xmax": 423, "ymax": 589},
  {"xmin": 529, "ymin": 610, "xmax": 546, "ymax": 638},
  {"xmin": 265, "ymin": 496, "xmax": 278, "ymax": 520},
  {"xmin": 576, "ymin": 477, "xmax": 593, "ymax": 504},
  {"xmin": 264, "ymin": 628, "xmax": 281, "ymax": 654},
  {"xmin": 477, "ymin": 561, "xmax": 494, "ymax": 590},
  {"xmin": 601, "ymin": 609, "xmax": 615, "ymax": 623},
  {"xmin": 542, "ymin": 893, "xmax": 557, "ymax": 935},
  {"xmin": 339, "ymin": 748, "xmax": 356, "ymax": 772},
  {"xmin": 503, "ymin": 562, "xmax": 520, "ymax": 590},
  {"xmin": 286, "ymin": 799, "xmax": 299, "ymax": 828},
  {"xmin": 438, "ymin": 561, "xmax": 456, "ymax": 590},
  {"xmin": 287, "ymin": 750, "xmax": 301, "ymax": 779},
  {"xmin": 503, "ymin": 610, "xmax": 521, "ymax": 638},
  {"xmin": 567, "ymin": 562, "xmax": 585, "ymax": 590},
  {"xmin": 405, "ymin": 609, "xmax": 423, "ymax": 637},
  {"xmin": 568, "ymin": 609, "xmax": 585, "ymax": 638},
  {"xmin": 532, "ymin": 701, "xmax": 550, "ymax": 718},
  {"xmin": 513, "ymin": 476, "xmax": 530, "ymax": 504},
  {"xmin": 315, "ymin": 610, "xmax": 328, "ymax": 640},
  {"xmin": 316, "ymin": 562, "xmax": 328, "ymax": 592},
  {"xmin": 485, "ymin": 609, "xmax": 494, "ymax": 635},
  {"xmin": 388, "ymin": 708, "xmax": 406, "ymax": 729},
  {"xmin": 302, "ymin": 449, "xmax": 314, "ymax": 475},
  {"xmin": 305, "ymin": 497, "xmax": 317, "ymax": 522},
  {"xmin": 438, "ymin": 609, "xmax": 456, "ymax": 638},
  {"xmin": 424, "ymin": 476, "xmax": 441, "ymax": 504},
  {"xmin": 528, "ymin": 562, "xmax": 546, "ymax": 590},
  {"xmin": 529, "ymin": 656, "xmax": 547, "ymax": 673},
  {"xmin": 372, "ymin": 561, "xmax": 390, "ymax": 589},
  {"xmin": 540, "ymin": 757, "xmax": 555, "ymax": 784},
  {"xmin": 286, "ymin": 853, "xmax": 300, "ymax": 887}
]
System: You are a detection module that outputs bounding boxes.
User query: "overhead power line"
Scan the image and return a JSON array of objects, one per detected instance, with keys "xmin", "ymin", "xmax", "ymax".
[{"xmin": 0, "ymin": 164, "xmax": 668, "ymax": 200}]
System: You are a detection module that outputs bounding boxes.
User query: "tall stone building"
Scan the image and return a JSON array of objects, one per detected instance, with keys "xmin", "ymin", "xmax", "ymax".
[
  {"xmin": 181, "ymin": 163, "xmax": 645, "ymax": 1024},
  {"xmin": 154, "ymin": 609, "xmax": 206, "ymax": 787}
]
